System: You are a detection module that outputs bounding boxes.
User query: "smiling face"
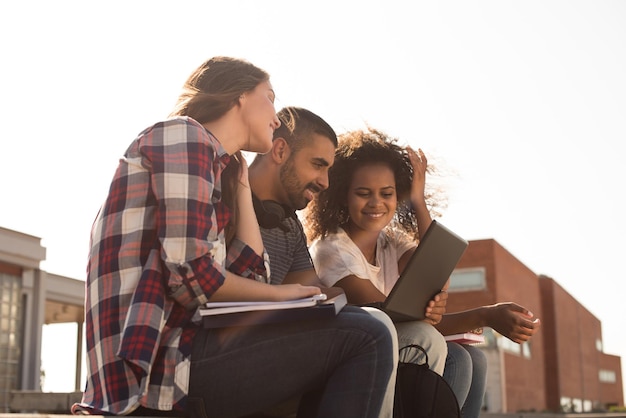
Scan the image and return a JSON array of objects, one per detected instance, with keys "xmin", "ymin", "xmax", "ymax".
[
  {"xmin": 345, "ymin": 163, "xmax": 397, "ymax": 236},
  {"xmin": 278, "ymin": 133, "xmax": 336, "ymax": 210},
  {"xmin": 240, "ymin": 80, "xmax": 280, "ymax": 154}
]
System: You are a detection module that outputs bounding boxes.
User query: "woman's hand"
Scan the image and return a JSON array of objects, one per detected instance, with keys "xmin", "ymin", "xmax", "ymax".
[
  {"xmin": 275, "ymin": 284, "xmax": 322, "ymax": 301},
  {"xmin": 209, "ymin": 272, "xmax": 321, "ymax": 302},
  {"xmin": 406, "ymin": 147, "xmax": 433, "ymax": 239},
  {"xmin": 408, "ymin": 147, "xmax": 428, "ymax": 206}
]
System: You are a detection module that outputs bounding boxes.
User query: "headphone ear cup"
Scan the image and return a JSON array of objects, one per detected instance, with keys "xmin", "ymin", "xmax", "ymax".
[
  {"xmin": 260, "ymin": 200, "xmax": 286, "ymax": 228},
  {"xmin": 253, "ymin": 197, "xmax": 286, "ymax": 229}
]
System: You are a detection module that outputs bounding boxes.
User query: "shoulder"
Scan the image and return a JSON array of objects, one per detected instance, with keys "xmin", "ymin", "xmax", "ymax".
[
  {"xmin": 137, "ymin": 117, "xmax": 217, "ymax": 146},
  {"xmin": 382, "ymin": 227, "xmax": 414, "ymax": 248},
  {"xmin": 310, "ymin": 229, "xmax": 349, "ymax": 254},
  {"xmin": 132, "ymin": 117, "xmax": 228, "ymax": 162},
  {"xmin": 138, "ymin": 116, "xmax": 195, "ymax": 134}
]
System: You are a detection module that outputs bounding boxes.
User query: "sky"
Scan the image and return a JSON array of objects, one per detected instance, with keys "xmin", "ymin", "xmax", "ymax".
[{"xmin": 1, "ymin": 0, "xmax": 625, "ymax": 398}]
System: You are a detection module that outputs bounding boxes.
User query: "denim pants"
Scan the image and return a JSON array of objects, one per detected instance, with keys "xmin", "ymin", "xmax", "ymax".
[
  {"xmin": 443, "ymin": 342, "xmax": 487, "ymax": 418},
  {"xmin": 395, "ymin": 320, "xmax": 448, "ymax": 375},
  {"xmin": 186, "ymin": 305, "xmax": 395, "ymax": 418}
]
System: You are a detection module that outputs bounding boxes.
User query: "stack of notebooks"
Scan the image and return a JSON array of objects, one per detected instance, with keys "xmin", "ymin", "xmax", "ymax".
[{"xmin": 200, "ymin": 293, "xmax": 347, "ymax": 328}]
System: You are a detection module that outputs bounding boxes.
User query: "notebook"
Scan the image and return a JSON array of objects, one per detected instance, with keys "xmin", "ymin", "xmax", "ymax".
[
  {"xmin": 201, "ymin": 293, "xmax": 347, "ymax": 328},
  {"xmin": 365, "ymin": 220, "xmax": 468, "ymax": 322}
]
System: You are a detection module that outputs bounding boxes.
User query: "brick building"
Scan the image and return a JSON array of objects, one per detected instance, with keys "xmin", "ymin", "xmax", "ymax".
[
  {"xmin": 448, "ymin": 238, "xmax": 624, "ymax": 413},
  {"xmin": 540, "ymin": 275, "xmax": 623, "ymax": 412}
]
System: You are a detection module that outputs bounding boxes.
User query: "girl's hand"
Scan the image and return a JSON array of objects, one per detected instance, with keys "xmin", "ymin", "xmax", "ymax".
[
  {"xmin": 408, "ymin": 147, "xmax": 428, "ymax": 205},
  {"xmin": 423, "ymin": 278, "xmax": 449, "ymax": 325},
  {"xmin": 486, "ymin": 303, "xmax": 542, "ymax": 343},
  {"xmin": 423, "ymin": 288, "xmax": 448, "ymax": 325}
]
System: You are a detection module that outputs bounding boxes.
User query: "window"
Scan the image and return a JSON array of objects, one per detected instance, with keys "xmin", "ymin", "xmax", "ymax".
[
  {"xmin": 599, "ymin": 369, "xmax": 617, "ymax": 383},
  {"xmin": 499, "ymin": 335, "xmax": 521, "ymax": 355},
  {"xmin": 0, "ymin": 274, "xmax": 22, "ymax": 412},
  {"xmin": 449, "ymin": 267, "xmax": 486, "ymax": 292},
  {"xmin": 496, "ymin": 333, "xmax": 532, "ymax": 358},
  {"xmin": 572, "ymin": 399, "xmax": 582, "ymax": 413},
  {"xmin": 560, "ymin": 397, "xmax": 572, "ymax": 412}
]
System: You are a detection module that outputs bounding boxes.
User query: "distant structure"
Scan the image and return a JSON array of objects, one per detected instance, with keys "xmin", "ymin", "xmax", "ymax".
[
  {"xmin": 0, "ymin": 227, "xmax": 83, "ymax": 412},
  {"xmin": 448, "ymin": 239, "xmax": 623, "ymax": 413},
  {"xmin": 0, "ymin": 227, "xmax": 623, "ymax": 413}
]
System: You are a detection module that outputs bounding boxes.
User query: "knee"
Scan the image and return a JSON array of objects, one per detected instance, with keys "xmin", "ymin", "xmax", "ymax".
[
  {"xmin": 466, "ymin": 344, "xmax": 487, "ymax": 374},
  {"xmin": 447, "ymin": 342, "xmax": 472, "ymax": 370},
  {"xmin": 361, "ymin": 307, "xmax": 399, "ymax": 361},
  {"xmin": 353, "ymin": 307, "xmax": 396, "ymax": 359},
  {"xmin": 395, "ymin": 322, "xmax": 447, "ymax": 370}
]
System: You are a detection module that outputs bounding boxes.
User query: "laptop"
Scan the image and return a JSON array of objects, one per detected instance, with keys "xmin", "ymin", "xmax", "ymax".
[{"xmin": 365, "ymin": 220, "xmax": 469, "ymax": 322}]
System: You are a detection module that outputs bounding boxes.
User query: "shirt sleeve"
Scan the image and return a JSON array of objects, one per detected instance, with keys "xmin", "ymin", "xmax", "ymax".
[
  {"xmin": 136, "ymin": 118, "xmax": 256, "ymax": 309},
  {"xmin": 290, "ymin": 218, "xmax": 315, "ymax": 273},
  {"xmin": 310, "ymin": 235, "xmax": 372, "ymax": 287},
  {"xmin": 226, "ymin": 237, "xmax": 270, "ymax": 283}
]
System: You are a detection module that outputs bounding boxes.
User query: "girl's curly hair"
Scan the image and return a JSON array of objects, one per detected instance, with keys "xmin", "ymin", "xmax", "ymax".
[{"xmin": 304, "ymin": 127, "xmax": 447, "ymax": 242}]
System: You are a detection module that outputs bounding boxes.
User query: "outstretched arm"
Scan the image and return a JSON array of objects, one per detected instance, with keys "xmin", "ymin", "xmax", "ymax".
[{"xmin": 437, "ymin": 302, "xmax": 541, "ymax": 343}]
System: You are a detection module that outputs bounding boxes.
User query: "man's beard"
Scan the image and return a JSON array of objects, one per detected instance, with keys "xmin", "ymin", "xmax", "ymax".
[{"xmin": 279, "ymin": 159, "xmax": 311, "ymax": 211}]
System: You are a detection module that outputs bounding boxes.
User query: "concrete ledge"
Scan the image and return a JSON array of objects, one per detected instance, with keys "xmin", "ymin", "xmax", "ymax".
[
  {"xmin": 0, "ymin": 413, "xmax": 167, "ymax": 418},
  {"xmin": 1, "ymin": 413, "xmax": 626, "ymax": 418},
  {"xmin": 8, "ymin": 390, "xmax": 295, "ymax": 417},
  {"xmin": 9, "ymin": 391, "xmax": 82, "ymax": 414},
  {"xmin": 482, "ymin": 414, "xmax": 626, "ymax": 418}
]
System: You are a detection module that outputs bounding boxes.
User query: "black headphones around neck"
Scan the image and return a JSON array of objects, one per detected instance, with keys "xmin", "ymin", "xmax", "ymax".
[{"xmin": 252, "ymin": 194, "xmax": 295, "ymax": 232}]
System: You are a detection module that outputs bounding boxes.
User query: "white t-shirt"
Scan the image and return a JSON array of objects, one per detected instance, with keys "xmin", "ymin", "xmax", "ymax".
[{"xmin": 309, "ymin": 227, "xmax": 415, "ymax": 295}]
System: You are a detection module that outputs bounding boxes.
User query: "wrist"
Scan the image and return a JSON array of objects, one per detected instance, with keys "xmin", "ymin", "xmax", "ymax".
[
  {"xmin": 410, "ymin": 198, "xmax": 427, "ymax": 211},
  {"xmin": 479, "ymin": 305, "xmax": 493, "ymax": 328}
]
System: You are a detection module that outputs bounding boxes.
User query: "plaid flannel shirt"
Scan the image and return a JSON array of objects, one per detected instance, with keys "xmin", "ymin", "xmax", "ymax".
[{"xmin": 72, "ymin": 117, "xmax": 268, "ymax": 415}]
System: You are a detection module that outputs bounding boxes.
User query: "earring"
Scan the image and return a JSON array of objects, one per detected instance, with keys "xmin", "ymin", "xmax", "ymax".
[{"xmin": 339, "ymin": 209, "xmax": 349, "ymax": 224}]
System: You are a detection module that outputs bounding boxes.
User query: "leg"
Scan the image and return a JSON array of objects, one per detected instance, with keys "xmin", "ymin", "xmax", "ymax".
[
  {"xmin": 394, "ymin": 321, "xmax": 447, "ymax": 375},
  {"xmin": 187, "ymin": 306, "xmax": 394, "ymax": 418},
  {"xmin": 459, "ymin": 344, "xmax": 487, "ymax": 418},
  {"xmin": 360, "ymin": 307, "xmax": 398, "ymax": 418},
  {"xmin": 443, "ymin": 342, "xmax": 472, "ymax": 410}
]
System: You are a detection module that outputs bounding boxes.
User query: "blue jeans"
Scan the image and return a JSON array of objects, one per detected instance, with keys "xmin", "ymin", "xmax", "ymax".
[
  {"xmin": 395, "ymin": 321, "xmax": 448, "ymax": 375},
  {"xmin": 186, "ymin": 305, "xmax": 395, "ymax": 418},
  {"xmin": 443, "ymin": 342, "xmax": 487, "ymax": 418}
]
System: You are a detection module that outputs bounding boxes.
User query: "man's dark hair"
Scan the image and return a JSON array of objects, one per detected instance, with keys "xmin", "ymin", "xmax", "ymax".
[{"xmin": 274, "ymin": 107, "xmax": 338, "ymax": 153}]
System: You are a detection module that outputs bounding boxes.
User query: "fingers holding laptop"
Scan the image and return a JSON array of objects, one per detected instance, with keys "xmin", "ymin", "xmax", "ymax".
[{"xmin": 423, "ymin": 282, "xmax": 450, "ymax": 325}]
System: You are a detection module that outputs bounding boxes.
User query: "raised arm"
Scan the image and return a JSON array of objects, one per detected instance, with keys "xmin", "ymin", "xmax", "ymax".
[
  {"xmin": 233, "ymin": 153, "xmax": 264, "ymax": 255},
  {"xmin": 408, "ymin": 147, "xmax": 432, "ymax": 241}
]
